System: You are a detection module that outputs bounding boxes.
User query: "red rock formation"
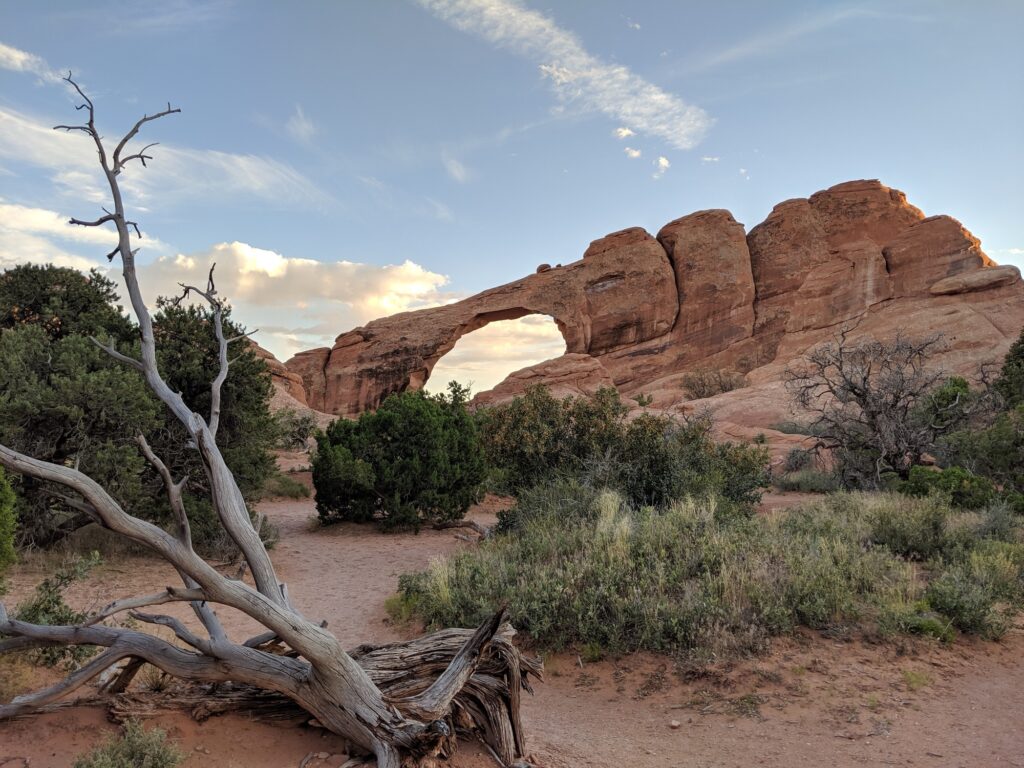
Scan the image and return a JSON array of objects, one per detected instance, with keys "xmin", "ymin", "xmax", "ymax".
[
  {"xmin": 470, "ymin": 353, "xmax": 614, "ymax": 408},
  {"xmin": 286, "ymin": 228, "xmax": 677, "ymax": 416},
  {"xmin": 249, "ymin": 342, "xmax": 309, "ymax": 404},
  {"xmin": 283, "ymin": 180, "xmax": 1024, "ymax": 419}
]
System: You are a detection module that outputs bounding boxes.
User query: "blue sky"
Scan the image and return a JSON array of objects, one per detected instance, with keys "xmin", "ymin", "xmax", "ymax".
[{"xmin": 1, "ymin": 0, "xmax": 1022, "ymax": 392}]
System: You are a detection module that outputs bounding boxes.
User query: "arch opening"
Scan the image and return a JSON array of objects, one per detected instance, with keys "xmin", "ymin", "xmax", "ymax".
[{"xmin": 422, "ymin": 313, "xmax": 568, "ymax": 397}]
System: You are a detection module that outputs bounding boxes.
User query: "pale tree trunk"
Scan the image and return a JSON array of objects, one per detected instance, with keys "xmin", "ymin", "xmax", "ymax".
[{"xmin": 0, "ymin": 75, "xmax": 539, "ymax": 768}]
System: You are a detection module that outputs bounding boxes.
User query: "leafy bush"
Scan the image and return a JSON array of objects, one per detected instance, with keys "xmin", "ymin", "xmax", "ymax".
[
  {"xmin": 399, "ymin": 491, "xmax": 1024, "ymax": 655},
  {"xmin": 925, "ymin": 566, "xmax": 1005, "ymax": 638},
  {"xmin": 0, "ymin": 468, "xmax": 16, "ymax": 590},
  {"xmin": 680, "ymin": 368, "xmax": 747, "ymax": 400},
  {"xmin": 940, "ymin": 405, "xmax": 1024, "ymax": 497},
  {"xmin": 869, "ymin": 494, "xmax": 952, "ymax": 560},
  {"xmin": 783, "ymin": 448, "xmax": 813, "ymax": 472},
  {"xmin": 898, "ymin": 466, "xmax": 996, "ymax": 510},
  {"xmin": 478, "ymin": 386, "xmax": 626, "ymax": 493},
  {"xmin": 73, "ymin": 721, "xmax": 182, "ymax": 768},
  {"xmin": 274, "ymin": 408, "xmax": 318, "ymax": 450},
  {"xmin": 0, "ymin": 264, "xmax": 278, "ymax": 555},
  {"xmin": 314, "ymin": 383, "xmax": 485, "ymax": 529},
  {"xmin": 775, "ymin": 469, "xmax": 840, "ymax": 493},
  {"xmin": 478, "ymin": 386, "xmax": 769, "ymax": 511},
  {"xmin": 994, "ymin": 325, "xmax": 1024, "ymax": 408},
  {"xmin": 14, "ymin": 553, "xmax": 100, "ymax": 667}
]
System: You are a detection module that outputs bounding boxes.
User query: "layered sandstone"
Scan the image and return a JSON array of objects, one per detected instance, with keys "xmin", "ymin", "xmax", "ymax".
[{"xmin": 282, "ymin": 180, "xmax": 1024, "ymax": 421}]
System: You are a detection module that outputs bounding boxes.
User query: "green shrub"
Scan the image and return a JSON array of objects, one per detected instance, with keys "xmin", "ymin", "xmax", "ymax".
[
  {"xmin": 15, "ymin": 553, "xmax": 100, "ymax": 667},
  {"xmin": 994, "ymin": 325, "xmax": 1024, "ymax": 408},
  {"xmin": 941, "ymin": 405, "xmax": 1024, "ymax": 496},
  {"xmin": 783, "ymin": 448, "xmax": 813, "ymax": 472},
  {"xmin": 478, "ymin": 386, "xmax": 769, "ymax": 512},
  {"xmin": 869, "ymin": 494, "xmax": 951, "ymax": 560},
  {"xmin": 0, "ymin": 265, "xmax": 278, "ymax": 556},
  {"xmin": 73, "ymin": 721, "xmax": 183, "ymax": 768},
  {"xmin": 775, "ymin": 469, "xmax": 840, "ymax": 493},
  {"xmin": 899, "ymin": 466, "xmax": 996, "ymax": 509},
  {"xmin": 0, "ymin": 468, "xmax": 16, "ymax": 590},
  {"xmin": 274, "ymin": 409, "xmax": 318, "ymax": 450},
  {"xmin": 925, "ymin": 566, "xmax": 1005, "ymax": 638},
  {"xmin": 314, "ymin": 382, "xmax": 485, "ymax": 529}
]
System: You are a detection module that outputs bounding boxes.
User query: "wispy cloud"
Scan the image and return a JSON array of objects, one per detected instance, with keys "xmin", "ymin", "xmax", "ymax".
[
  {"xmin": 417, "ymin": 0, "xmax": 712, "ymax": 150},
  {"xmin": 624, "ymin": 147, "xmax": 641, "ymax": 159},
  {"xmin": 625, "ymin": 18, "xmax": 641, "ymax": 31},
  {"xmin": 442, "ymin": 152, "xmax": 471, "ymax": 183},
  {"xmin": 285, "ymin": 105, "xmax": 317, "ymax": 144},
  {"xmin": 739, "ymin": 167, "xmax": 750, "ymax": 180},
  {"xmin": 0, "ymin": 106, "xmax": 330, "ymax": 208},
  {"xmin": 0, "ymin": 41, "xmax": 62, "ymax": 83},
  {"xmin": 683, "ymin": 7, "xmax": 931, "ymax": 73},
  {"xmin": 701, "ymin": 156, "xmax": 719, "ymax": 163},
  {"xmin": 614, "ymin": 127, "xmax": 635, "ymax": 139},
  {"xmin": 652, "ymin": 155, "xmax": 670, "ymax": 179}
]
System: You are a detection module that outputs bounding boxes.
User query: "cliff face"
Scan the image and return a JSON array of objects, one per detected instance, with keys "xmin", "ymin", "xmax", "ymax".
[{"xmin": 283, "ymin": 180, "xmax": 1023, "ymax": 417}]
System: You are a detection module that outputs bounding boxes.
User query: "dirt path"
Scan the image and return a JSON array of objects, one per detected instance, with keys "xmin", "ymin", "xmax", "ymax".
[{"xmin": 2, "ymin": 475, "xmax": 1023, "ymax": 767}]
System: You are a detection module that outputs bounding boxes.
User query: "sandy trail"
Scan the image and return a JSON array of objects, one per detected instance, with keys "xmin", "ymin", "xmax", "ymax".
[{"xmin": 2, "ymin": 476, "xmax": 1022, "ymax": 768}]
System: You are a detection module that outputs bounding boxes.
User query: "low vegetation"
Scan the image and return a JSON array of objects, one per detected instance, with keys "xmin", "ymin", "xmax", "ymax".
[
  {"xmin": 72, "ymin": 721, "xmax": 183, "ymax": 768},
  {"xmin": 680, "ymin": 368, "xmax": 747, "ymax": 400},
  {"xmin": 399, "ymin": 491, "xmax": 1024, "ymax": 655}
]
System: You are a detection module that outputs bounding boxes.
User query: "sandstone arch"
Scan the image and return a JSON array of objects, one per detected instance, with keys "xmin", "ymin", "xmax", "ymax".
[{"xmin": 285, "ymin": 226, "xmax": 678, "ymax": 416}]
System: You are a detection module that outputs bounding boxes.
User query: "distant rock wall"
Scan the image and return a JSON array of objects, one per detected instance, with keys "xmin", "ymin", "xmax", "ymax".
[{"xmin": 283, "ymin": 180, "xmax": 1023, "ymax": 416}]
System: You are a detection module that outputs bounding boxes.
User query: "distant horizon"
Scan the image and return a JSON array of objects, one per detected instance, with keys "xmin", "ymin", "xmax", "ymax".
[{"xmin": 1, "ymin": 1, "xmax": 1021, "ymax": 392}]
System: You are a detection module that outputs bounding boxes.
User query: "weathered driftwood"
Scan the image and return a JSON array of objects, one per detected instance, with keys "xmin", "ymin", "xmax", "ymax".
[{"xmin": 0, "ymin": 75, "xmax": 540, "ymax": 767}]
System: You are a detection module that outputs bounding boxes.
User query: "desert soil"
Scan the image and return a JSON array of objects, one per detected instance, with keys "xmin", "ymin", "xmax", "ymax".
[{"xmin": 1, "ymin": 464, "xmax": 1022, "ymax": 768}]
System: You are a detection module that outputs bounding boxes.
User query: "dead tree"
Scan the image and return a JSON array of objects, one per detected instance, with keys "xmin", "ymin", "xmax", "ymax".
[
  {"xmin": 784, "ymin": 326, "xmax": 969, "ymax": 487},
  {"xmin": 0, "ymin": 75, "xmax": 539, "ymax": 768}
]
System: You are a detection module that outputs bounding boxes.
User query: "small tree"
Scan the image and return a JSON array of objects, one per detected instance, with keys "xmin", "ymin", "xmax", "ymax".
[
  {"xmin": 994, "ymin": 325, "xmax": 1024, "ymax": 408},
  {"xmin": 0, "ymin": 76, "xmax": 536, "ymax": 768},
  {"xmin": 785, "ymin": 328, "xmax": 970, "ymax": 487},
  {"xmin": 0, "ymin": 468, "xmax": 16, "ymax": 591},
  {"xmin": 314, "ymin": 383, "xmax": 485, "ymax": 529}
]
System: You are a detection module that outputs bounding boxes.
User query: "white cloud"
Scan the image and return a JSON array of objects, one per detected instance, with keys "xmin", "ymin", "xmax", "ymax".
[
  {"xmin": 417, "ymin": 0, "xmax": 712, "ymax": 149},
  {"xmin": 623, "ymin": 147, "xmax": 641, "ymax": 159},
  {"xmin": 739, "ymin": 167, "xmax": 750, "ymax": 180},
  {"xmin": 137, "ymin": 242, "xmax": 453, "ymax": 359},
  {"xmin": 442, "ymin": 152, "xmax": 471, "ymax": 183},
  {"xmin": 626, "ymin": 19, "xmax": 641, "ymax": 31},
  {"xmin": 285, "ymin": 105, "xmax": 317, "ymax": 144},
  {"xmin": 0, "ymin": 41, "xmax": 62, "ymax": 83},
  {"xmin": 614, "ymin": 127, "xmax": 635, "ymax": 139},
  {"xmin": 425, "ymin": 313, "xmax": 566, "ymax": 394},
  {"xmin": 0, "ymin": 106, "xmax": 329, "ymax": 208},
  {"xmin": 701, "ymin": 156, "xmax": 719, "ymax": 163},
  {"xmin": 652, "ymin": 155, "xmax": 670, "ymax": 179}
]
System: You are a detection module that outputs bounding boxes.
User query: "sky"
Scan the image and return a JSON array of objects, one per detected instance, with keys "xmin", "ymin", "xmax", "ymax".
[{"xmin": 1, "ymin": 0, "xmax": 1022, "ymax": 394}]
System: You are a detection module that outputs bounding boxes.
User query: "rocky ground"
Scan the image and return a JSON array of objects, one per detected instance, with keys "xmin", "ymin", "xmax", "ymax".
[{"xmin": 1, "ymin": 465, "xmax": 1022, "ymax": 768}]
